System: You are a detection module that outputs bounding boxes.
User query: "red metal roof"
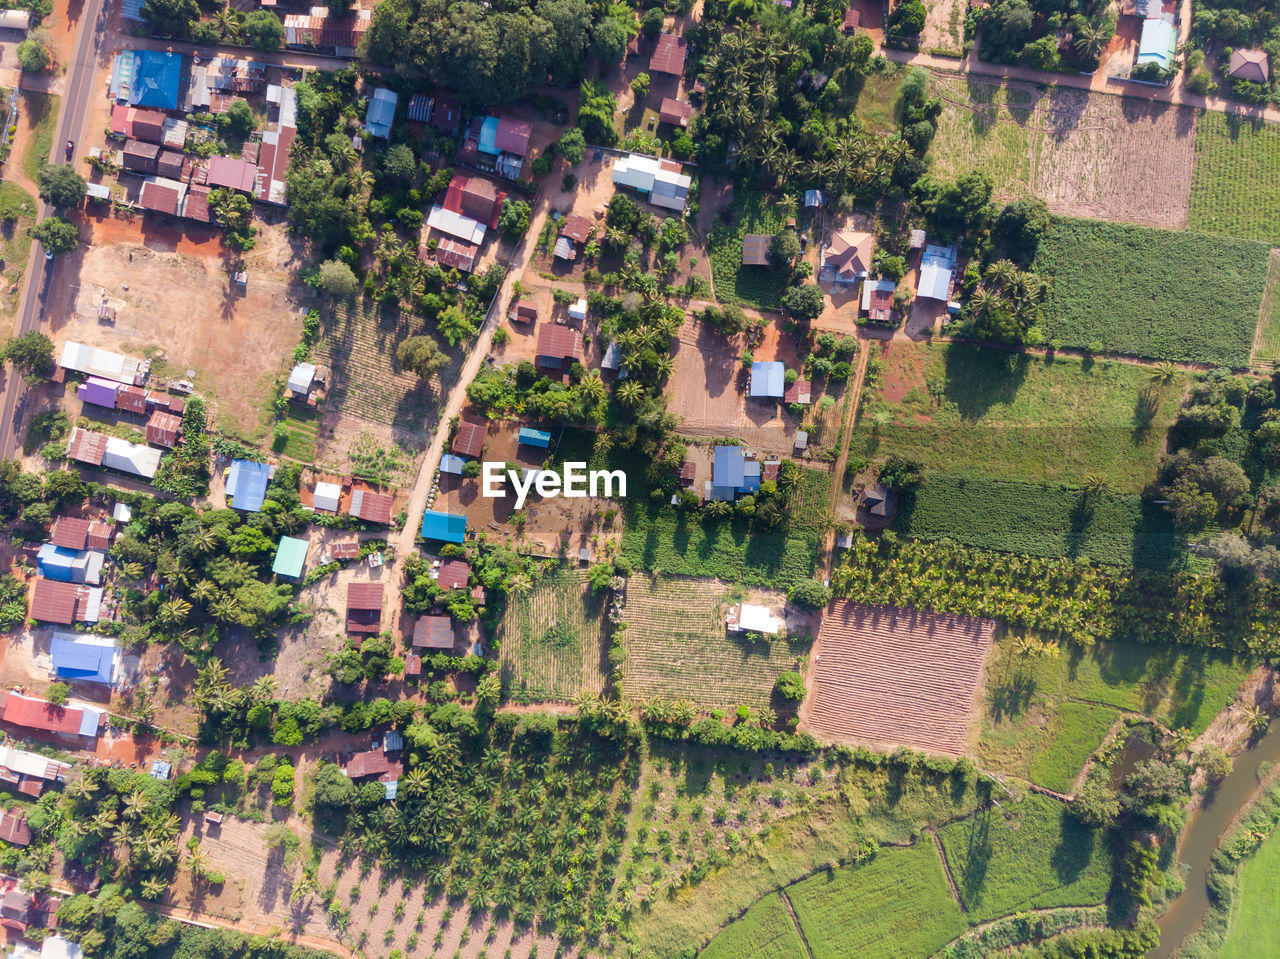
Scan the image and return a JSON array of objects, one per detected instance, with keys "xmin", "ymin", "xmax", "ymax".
[
  {"xmin": 117, "ymin": 385, "xmax": 147, "ymax": 415},
  {"xmin": 535, "ymin": 323, "xmax": 582, "ymax": 362},
  {"xmin": 2, "ymin": 693, "xmax": 95, "ymax": 736},
  {"xmin": 346, "ymin": 582, "xmax": 384, "ymax": 632},
  {"xmin": 784, "ymin": 379, "xmax": 812, "ymax": 404},
  {"xmin": 50, "ymin": 516, "xmax": 90, "ymax": 550},
  {"xmin": 350, "ymin": 489, "xmax": 394, "ymax": 524},
  {"xmin": 452, "ymin": 421, "xmax": 485, "ymax": 458},
  {"xmin": 842, "ymin": 7, "xmax": 860, "ymax": 29},
  {"xmin": 139, "ymin": 182, "xmax": 180, "ymax": 216},
  {"xmin": 434, "ymin": 237, "xmax": 478, "ymax": 273},
  {"xmin": 437, "ymin": 559, "xmax": 469, "ymax": 590},
  {"xmin": 31, "ymin": 578, "xmax": 77, "ymax": 625},
  {"xmin": 431, "ymin": 96, "xmax": 462, "ymax": 134},
  {"xmin": 512, "ymin": 300, "xmax": 538, "ymax": 321},
  {"xmin": 343, "ymin": 748, "xmax": 391, "ymax": 779},
  {"xmin": 330, "ymin": 541, "xmax": 360, "ymax": 560},
  {"xmin": 650, "ymin": 33, "xmax": 687, "ymax": 75},
  {"xmin": 206, "ymin": 156, "xmax": 258, "ymax": 192},
  {"xmin": 146, "ymin": 410, "xmax": 181, "ymax": 448},
  {"xmin": 66, "ymin": 428, "xmax": 108, "ymax": 466},
  {"xmin": 0, "ymin": 812, "xmax": 30, "ymax": 846},
  {"xmin": 413, "ymin": 615, "xmax": 455, "ymax": 650},
  {"xmin": 495, "ymin": 117, "xmax": 532, "ymax": 156},
  {"xmin": 559, "ymin": 213, "xmax": 592, "ymax": 244},
  {"xmin": 86, "ymin": 521, "xmax": 112, "ymax": 551},
  {"xmin": 658, "ymin": 98, "xmax": 692, "ymax": 127}
]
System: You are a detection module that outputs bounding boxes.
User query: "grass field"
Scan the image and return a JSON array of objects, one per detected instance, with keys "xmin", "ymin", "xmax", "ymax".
[
  {"xmin": 619, "ymin": 575, "xmax": 804, "ymax": 711},
  {"xmin": 0, "ymin": 183, "xmax": 36, "ymax": 324},
  {"xmin": 1253, "ymin": 251, "xmax": 1280, "ymax": 367},
  {"xmin": 706, "ymin": 189, "xmax": 792, "ymax": 309},
  {"xmin": 19, "ymin": 91, "xmax": 57, "ymax": 184},
  {"xmin": 937, "ymin": 793, "xmax": 1112, "ymax": 922},
  {"xmin": 698, "ymin": 892, "xmax": 806, "ymax": 959},
  {"xmin": 853, "ymin": 343, "xmax": 1185, "ymax": 491},
  {"xmin": 1189, "ymin": 110, "xmax": 1280, "ymax": 246},
  {"xmin": 929, "ymin": 75, "xmax": 1036, "ymax": 197},
  {"xmin": 852, "ymin": 70, "xmax": 905, "ymax": 135},
  {"xmin": 787, "ymin": 843, "xmax": 967, "ymax": 959},
  {"xmin": 272, "ymin": 409, "xmax": 319, "ymax": 463},
  {"xmin": 1033, "ymin": 218, "xmax": 1269, "ymax": 366},
  {"xmin": 1026, "ymin": 702, "xmax": 1119, "ymax": 794},
  {"xmin": 495, "ymin": 568, "xmax": 609, "ymax": 703},
  {"xmin": 891, "ymin": 477, "xmax": 1183, "ymax": 568},
  {"xmin": 1221, "ymin": 797, "xmax": 1280, "ymax": 958},
  {"xmin": 976, "ymin": 634, "xmax": 1251, "ymax": 785}
]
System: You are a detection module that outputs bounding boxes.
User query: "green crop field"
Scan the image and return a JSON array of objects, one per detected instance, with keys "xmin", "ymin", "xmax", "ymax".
[
  {"xmin": 1027, "ymin": 702, "xmax": 1119, "ymax": 794},
  {"xmin": 495, "ymin": 568, "xmax": 610, "ymax": 703},
  {"xmin": 977, "ymin": 634, "xmax": 1251, "ymax": 784},
  {"xmin": 1221, "ymin": 799, "xmax": 1280, "ymax": 958},
  {"xmin": 698, "ymin": 892, "xmax": 806, "ymax": 959},
  {"xmin": 1189, "ymin": 110, "xmax": 1280, "ymax": 246},
  {"xmin": 852, "ymin": 344, "xmax": 1184, "ymax": 491},
  {"xmin": 272, "ymin": 410, "xmax": 320, "ymax": 463},
  {"xmin": 1033, "ymin": 218, "xmax": 1269, "ymax": 366},
  {"xmin": 891, "ymin": 477, "xmax": 1183, "ymax": 568},
  {"xmin": 787, "ymin": 843, "xmax": 967, "ymax": 959},
  {"xmin": 937, "ymin": 793, "xmax": 1112, "ymax": 922},
  {"xmin": 1253, "ymin": 251, "xmax": 1280, "ymax": 367},
  {"xmin": 619, "ymin": 575, "xmax": 804, "ymax": 711},
  {"xmin": 707, "ymin": 189, "xmax": 792, "ymax": 309}
]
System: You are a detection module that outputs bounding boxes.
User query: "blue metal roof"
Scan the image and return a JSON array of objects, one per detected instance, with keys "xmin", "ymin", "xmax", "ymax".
[
  {"xmin": 439, "ymin": 454, "xmax": 465, "ymax": 475},
  {"xmin": 420, "ymin": 509, "xmax": 466, "ymax": 543},
  {"xmin": 478, "ymin": 116, "xmax": 501, "ymax": 155},
  {"xmin": 121, "ymin": 0, "xmax": 143, "ymax": 19},
  {"xmin": 37, "ymin": 544, "xmax": 77, "ymax": 582},
  {"xmin": 743, "ymin": 460, "xmax": 762, "ymax": 493},
  {"xmin": 227, "ymin": 460, "xmax": 271, "ymax": 512},
  {"xmin": 750, "ymin": 361, "xmax": 786, "ymax": 398},
  {"xmin": 130, "ymin": 50, "xmax": 182, "ymax": 110},
  {"xmin": 713, "ymin": 446, "xmax": 745, "ymax": 489},
  {"xmin": 272, "ymin": 536, "xmax": 308, "ymax": 579},
  {"xmin": 364, "ymin": 88, "xmax": 398, "ymax": 139},
  {"xmin": 51, "ymin": 636, "xmax": 115, "ymax": 685},
  {"xmin": 518, "ymin": 427, "xmax": 552, "ymax": 448}
]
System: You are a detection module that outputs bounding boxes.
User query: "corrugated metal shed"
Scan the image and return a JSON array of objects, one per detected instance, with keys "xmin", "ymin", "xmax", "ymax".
[{"xmin": 272, "ymin": 536, "xmax": 309, "ymax": 579}]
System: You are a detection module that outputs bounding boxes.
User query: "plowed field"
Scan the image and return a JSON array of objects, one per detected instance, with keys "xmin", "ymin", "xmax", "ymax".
[{"xmin": 805, "ymin": 602, "xmax": 995, "ymax": 756}]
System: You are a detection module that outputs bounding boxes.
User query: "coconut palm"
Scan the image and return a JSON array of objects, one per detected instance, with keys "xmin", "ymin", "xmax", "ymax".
[
  {"xmin": 191, "ymin": 579, "xmax": 217, "ymax": 604},
  {"xmin": 250, "ymin": 675, "xmax": 278, "ymax": 703},
  {"xmin": 1149, "ymin": 361, "xmax": 1178, "ymax": 386},
  {"xmin": 578, "ymin": 371, "xmax": 607, "ymax": 402},
  {"xmin": 123, "ymin": 789, "xmax": 151, "ymax": 821},
  {"xmin": 139, "ymin": 876, "xmax": 166, "ymax": 901},
  {"xmin": 158, "ymin": 597, "xmax": 192, "ymax": 626},
  {"xmin": 1082, "ymin": 473, "xmax": 1111, "ymax": 497},
  {"xmin": 653, "ymin": 355, "xmax": 676, "ymax": 380},
  {"xmin": 212, "ymin": 8, "xmax": 240, "ymax": 40},
  {"xmin": 1168, "ymin": 727, "xmax": 1195, "ymax": 755},
  {"xmin": 1072, "ymin": 17, "xmax": 1110, "ymax": 60},
  {"xmin": 616, "ymin": 381, "xmax": 645, "ymax": 407},
  {"xmin": 189, "ymin": 525, "xmax": 220, "ymax": 555},
  {"xmin": 119, "ymin": 561, "xmax": 144, "ymax": 582},
  {"xmin": 1241, "ymin": 703, "xmax": 1271, "ymax": 733}
]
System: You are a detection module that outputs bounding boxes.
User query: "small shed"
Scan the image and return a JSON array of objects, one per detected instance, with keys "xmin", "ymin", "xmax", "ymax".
[
  {"xmin": 145, "ymin": 410, "xmax": 181, "ymax": 448},
  {"xmin": 658, "ymin": 98, "xmax": 692, "ymax": 127},
  {"xmin": 518, "ymin": 427, "xmax": 552, "ymax": 449},
  {"xmin": 568, "ymin": 298, "xmax": 588, "ymax": 322},
  {"xmin": 364, "ymin": 88, "xmax": 398, "ymax": 139},
  {"xmin": 272, "ymin": 536, "xmax": 308, "ymax": 579},
  {"xmin": 804, "ymin": 189, "xmax": 825, "ymax": 208},
  {"xmin": 313, "ymin": 481, "xmax": 342, "ymax": 513},
  {"xmin": 420, "ymin": 509, "xmax": 466, "ymax": 543},
  {"xmin": 742, "ymin": 235, "xmax": 771, "ymax": 267},
  {"xmin": 288, "ymin": 362, "xmax": 316, "ymax": 395},
  {"xmin": 439, "ymin": 454, "xmax": 465, "ymax": 475},
  {"xmin": 150, "ymin": 760, "xmax": 172, "ymax": 780}
]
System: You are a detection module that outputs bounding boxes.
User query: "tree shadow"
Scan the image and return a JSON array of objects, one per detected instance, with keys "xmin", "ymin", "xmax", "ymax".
[
  {"xmin": 941, "ymin": 342, "xmax": 1030, "ymax": 421},
  {"xmin": 956, "ymin": 806, "xmax": 993, "ymax": 909}
]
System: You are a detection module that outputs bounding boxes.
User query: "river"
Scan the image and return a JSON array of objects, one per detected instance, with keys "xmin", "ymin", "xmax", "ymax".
[{"xmin": 1148, "ymin": 720, "xmax": 1280, "ymax": 958}]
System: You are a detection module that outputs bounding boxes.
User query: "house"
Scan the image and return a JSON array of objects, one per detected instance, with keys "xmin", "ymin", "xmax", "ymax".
[
  {"xmin": 138, "ymin": 177, "xmax": 181, "ymax": 214},
  {"xmin": 420, "ymin": 509, "xmax": 467, "ymax": 543},
  {"xmin": 749, "ymin": 361, "xmax": 786, "ymax": 399},
  {"xmin": 257, "ymin": 86, "xmax": 297, "ymax": 206},
  {"xmin": 1, "ymin": 692, "xmax": 105, "ymax": 740},
  {"xmin": 1136, "ymin": 17, "xmax": 1177, "ymax": 71},
  {"xmin": 341, "ymin": 747, "xmax": 401, "ymax": 783},
  {"xmin": 0, "ymin": 744, "xmax": 70, "ymax": 797},
  {"xmin": 726, "ymin": 603, "xmax": 782, "ymax": 635},
  {"xmin": 824, "ymin": 229, "xmax": 873, "ymax": 283},
  {"xmin": 50, "ymin": 517, "xmax": 91, "ymax": 551},
  {"xmin": 443, "ymin": 173, "xmax": 506, "ymax": 229},
  {"xmin": 50, "ymin": 633, "xmax": 118, "ymax": 686},
  {"xmin": 439, "ymin": 454, "xmax": 465, "ymax": 475},
  {"xmin": 350, "ymin": 489, "xmax": 394, "ymax": 524},
  {"xmin": 110, "ymin": 50, "xmax": 183, "ymax": 110},
  {"xmin": 601, "ymin": 342, "xmax": 623, "ymax": 373},
  {"xmin": 116, "ymin": 385, "xmax": 147, "ymax": 416},
  {"xmin": 365, "ymin": 88, "xmax": 398, "ymax": 139},
  {"xmin": 519, "ymin": 427, "xmax": 552, "ymax": 449},
  {"xmin": 509, "ymin": 299, "xmax": 538, "ymax": 324},
  {"xmin": 41, "ymin": 938, "xmax": 86, "ymax": 959},
  {"xmin": 206, "ymin": 156, "xmax": 258, "ymax": 193},
  {"xmin": 437, "ymin": 559, "xmax": 469, "ymax": 589},
  {"xmin": 0, "ymin": 811, "xmax": 31, "ymax": 846},
  {"xmin": 76, "ymin": 377, "xmax": 119, "ymax": 409},
  {"xmin": 861, "ymin": 278, "xmax": 896, "ymax": 322},
  {"xmin": 346, "ymin": 582, "xmax": 384, "ymax": 634},
  {"xmin": 863, "ymin": 481, "xmax": 896, "ymax": 517},
  {"xmin": 842, "ymin": 6, "xmax": 860, "ymax": 31},
  {"xmin": 742, "ymin": 234, "xmax": 771, "ymax": 267},
  {"xmin": 283, "ymin": 9, "xmax": 371, "ymax": 55},
  {"xmin": 272, "ymin": 536, "xmax": 308, "ymax": 580},
  {"xmin": 535, "ymin": 323, "xmax": 583, "ymax": 369},
  {"xmin": 658, "ymin": 98, "xmax": 692, "ymax": 127},
  {"xmin": 313, "ymin": 481, "xmax": 342, "ymax": 513},
  {"xmin": 433, "ymin": 237, "xmax": 480, "ymax": 273},
  {"xmin": 917, "ymin": 244, "xmax": 956, "ymax": 301},
  {"xmin": 329, "ymin": 540, "xmax": 359, "ymax": 561},
  {"xmin": 650, "ymin": 32, "xmax": 687, "ymax": 75},
  {"xmin": 452, "ymin": 421, "xmax": 486, "ymax": 459},
  {"xmin": 65, "ymin": 429, "xmax": 160, "ymax": 479},
  {"xmin": 1229, "ymin": 48, "xmax": 1270, "ymax": 83},
  {"xmin": 59, "ymin": 342, "xmax": 143, "ymax": 384},
  {"xmin": 183, "ymin": 183, "xmax": 211, "ymax": 222},
  {"xmin": 111, "ymin": 106, "xmax": 166, "ymax": 143},
  {"xmin": 555, "ymin": 213, "xmax": 593, "ymax": 259},
  {"xmin": 0, "ymin": 9, "xmax": 29, "ymax": 31},
  {"xmin": 36, "ymin": 545, "xmax": 103, "ymax": 585},
  {"xmin": 226, "ymin": 459, "xmax": 272, "ymax": 512},
  {"xmin": 146, "ymin": 409, "xmax": 181, "ymax": 448},
  {"xmin": 288, "ymin": 363, "xmax": 316, "ymax": 397},
  {"xmin": 431, "ymin": 95, "xmax": 462, "ymax": 135},
  {"xmin": 568, "ymin": 298, "xmax": 588, "ymax": 322},
  {"xmin": 65, "ymin": 428, "xmax": 108, "ymax": 468},
  {"xmin": 122, "ymin": 139, "xmax": 160, "ymax": 173},
  {"xmin": 612, "ymin": 154, "xmax": 691, "ymax": 212},
  {"xmin": 708, "ymin": 445, "xmax": 762, "ymax": 500},
  {"xmin": 2, "ymin": 888, "xmax": 29, "ymax": 931},
  {"xmin": 407, "ymin": 92, "xmax": 431, "ymax": 122},
  {"xmin": 426, "ymin": 205, "xmax": 487, "ymax": 245},
  {"xmin": 413, "ymin": 615, "xmax": 455, "ymax": 651},
  {"xmin": 155, "ymin": 150, "xmax": 185, "ymax": 179},
  {"xmin": 784, "ymin": 378, "xmax": 812, "ymax": 405}
]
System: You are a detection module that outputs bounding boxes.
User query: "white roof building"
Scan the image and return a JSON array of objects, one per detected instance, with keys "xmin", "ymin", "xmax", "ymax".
[
  {"xmin": 426, "ymin": 205, "xmax": 486, "ymax": 245},
  {"xmin": 612, "ymin": 153, "xmax": 662, "ymax": 191},
  {"xmin": 288, "ymin": 362, "xmax": 316, "ymax": 395},
  {"xmin": 59, "ymin": 341, "xmax": 143, "ymax": 385},
  {"xmin": 0, "ymin": 743, "xmax": 71, "ymax": 781},
  {"xmin": 650, "ymin": 168, "xmax": 691, "ymax": 212},
  {"xmin": 40, "ymin": 938, "xmax": 85, "ymax": 959},
  {"xmin": 103, "ymin": 437, "xmax": 162, "ymax": 478},
  {"xmin": 568, "ymin": 298, "xmax": 588, "ymax": 321},
  {"xmin": 0, "ymin": 9, "xmax": 31, "ymax": 30},
  {"xmin": 727, "ymin": 603, "xmax": 782, "ymax": 635},
  {"xmin": 313, "ymin": 481, "xmax": 341, "ymax": 513}
]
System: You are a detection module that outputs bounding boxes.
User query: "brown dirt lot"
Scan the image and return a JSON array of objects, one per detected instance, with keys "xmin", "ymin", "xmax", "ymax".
[
  {"xmin": 803, "ymin": 601, "xmax": 996, "ymax": 758},
  {"xmin": 46, "ymin": 211, "xmax": 306, "ymax": 440}
]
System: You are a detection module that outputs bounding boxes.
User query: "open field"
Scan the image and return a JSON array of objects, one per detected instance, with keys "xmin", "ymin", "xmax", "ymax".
[
  {"xmin": 0, "ymin": 183, "xmax": 36, "ymax": 324},
  {"xmin": 805, "ymin": 602, "xmax": 995, "ymax": 756},
  {"xmin": 937, "ymin": 793, "xmax": 1112, "ymax": 922},
  {"xmin": 494, "ymin": 568, "xmax": 610, "ymax": 703},
  {"xmin": 19, "ymin": 90, "xmax": 57, "ymax": 185},
  {"xmin": 929, "ymin": 76, "xmax": 1196, "ymax": 227},
  {"xmin": 787, "ymin": 842, "xmax": 966, "ymax": 959},
  {"xmin": 1033, "ymin": 218, "xmax": 1269, "ymax": 366},
  {"xmin": 1220, "ymin": 794, "xmax": 1280, "ymax": 958},
  {"xmin": 706, "ymin": 189, "xmax": 792, "ymax": 309},
  {"xmin": 891, "ymin": 477, "xmax": 1183, "ymax": 568},
  {"xmin": 1253, "ymin": 251, "xmax": 1280, "ymax": 367},
  {"xmin": 698, "ymin": 892, "xmax": 805, "ymax": 959},
  {"xmin": 1189, "ymin": 110, "xmax": 1280, "ymax": 245},
  {"xmin": 852, "ymin": 70, "xmax": 906, "ymax": 134},
  {"xmin": 852, "ymin": 342, "xmax": 1185, "ymax": 491},
  {"xmin": 1026, "ymin": 702, "xmax": 1119, "ymax": 794},
  {"xmin": 619, "ymin": 575, "xmax": 809, "ymax": 711},
  {"xmin": 976, "ymin": 634, "xmax": 1252, "ymax": 785}
]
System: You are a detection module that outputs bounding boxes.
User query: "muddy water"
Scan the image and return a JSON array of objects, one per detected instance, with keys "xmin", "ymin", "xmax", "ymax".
[{"xmin": 1148, "ymin": 721, "xmax": 1280, "ymax": 958}]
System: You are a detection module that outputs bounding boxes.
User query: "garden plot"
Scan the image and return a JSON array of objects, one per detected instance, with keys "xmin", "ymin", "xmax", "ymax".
[
  {"xmin": 805, "ymin": 602, "xmax": 995, "ymax": 757},
  {"xmin": 495, "ymin": 568, "xmax": 610, "ymax": 703},
  {"xmin": 619, "ymin": 575, "xmax": 810, "ymax": 711},
  {"xmin": 1190, "ymin": 110, "xmax": 1280, "ymax": 245},
  {"xmin": 929, "ymin": 75, "xmax": 1197, "ymax": 227}
]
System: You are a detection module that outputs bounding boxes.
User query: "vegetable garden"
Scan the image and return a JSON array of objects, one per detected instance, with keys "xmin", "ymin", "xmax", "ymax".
[
  {"xmin": 1032, "ymin": 218, "xmax": 1268, "ymax": 366},
  {"xmin": 706, "ymin": 188, "xmax": 793, "ymax": 309}
]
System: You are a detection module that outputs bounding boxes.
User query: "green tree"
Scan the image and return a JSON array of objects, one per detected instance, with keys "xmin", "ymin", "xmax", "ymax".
[
  {"xmin": 630, "ymin": 72, "xmax": 650, "ymax": 99},
  {"xmin": 141, "ymin": 0, "xmax": 198, "ymax": 37},
  {"xmin": 771, "ymin": 229, "xmax": 801, "ymax": 267},
  {"xmin": 781, "ymin": 283, "xmax": 825, "ymax": 323},
  {"xmin": 208, "ymin": 189, "xmax": 256, "ymax": 252},
  {"xmin": 30, "ymin": 216, "xmax": 80, "ymax": 256},
  {"xmin": 317, "ymin": 259, "xmax": 359, "ymax": 298},
  {"xmin": 45, "ymin": 681, "xmax": 68, "ymax": 706},
  {"xmin": 559, "ymin": 127, "xmax": 586, "ymax": 166},
  {"xmin": 774, "ymin": 671, "xmax": 807, "ymax": 702},
  {"xmin": 498, "ymin": 198, "xmax": 532, "ymax": 237},
  {"xmin": 38, "ymin": 165, "xmax": 85, "ymax": 208},
  {"xmin": 396, "ymin": 335, "xmax": 448, "ymax": 379},
  {"xmin": 242, "ymin": 10, "xmax": 284, "ymax": 49},
  {"xmin": 222, "ymin": 98, "xmax": 256, "ymax": 141},
  {"xmin": 382, "ymin": 143, "xmax": 416, "ymax": 183},
  {"xmin": 436, "ymin": 304, "xmax": 474, "ymax": 347},
  {"xmin": 2, "ymin": 331, "xmax": 55, "ymax": 380},
  {"xmin": 887, "ymin": 0, "xmax": 926, "ymax": 35},
  {"xmin": 788, "ymin": 578, "xmax": 831, "ymax": 609},
  {"xmin": 17, "ymin": 36, "xmax": 51, "ymax": 74}
]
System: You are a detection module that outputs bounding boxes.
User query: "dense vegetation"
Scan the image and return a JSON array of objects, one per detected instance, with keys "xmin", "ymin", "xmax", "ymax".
[{"xmin": 1032, "ymin": 219, "xmax": 1268, "ymax": 366}]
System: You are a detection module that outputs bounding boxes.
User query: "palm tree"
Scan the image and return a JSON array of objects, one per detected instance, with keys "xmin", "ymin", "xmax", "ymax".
[
  {"xmin": 1168, "ymin": 727, "xmax": 1195, "ymax": 755},
  {"xmin": 211, "ymin": 595, "xmax": 240, "ymax": 623},
  {"xmin": 330, "ymin": 141, "xmax": 359, "ymax": 173},
  {"xmin": 1241, "ymin": 703, "xmax": 1271, "ymax": 734},
  {"xmin": 616, "ymin": 381, "xmax": 645, "ymax": 408},
  {"xmin": 119, "ymin": 561, "xmax": 144, "ymax": 582},
  {"xmin": 1073, "ymin": 17, "xmax": 1110, "ymax": 60},
  {"xmin": 139, "ymin": 876, "xmax": 166, "ymax": 901},
  {"xmin": 1150, "ymin": 361, "xmax": 1178, "ymax": 386},
  {"xmin": 158, "ymin": 597, "xmax": 192, "ymax": 626},
  {"xmin": 190, "ymin": 526, "xmax": 220, "ymax": 555},
  {"xmin": 66, "ymin": 776, "xmax": 99, "ymax": 803},
  {"xmin": 578, "ymin": 370, "xmax": 607, "ymax": 402},
  {"xmin": 123, "ymin": 789, "xmax": 150, "ymax": 821},
  {"xmin": 1082, "ymin": 473, "xmax": 1111, "ymax": 497},
  {"xmin": 191, "ymin": 579, "xmax": 217, "ymax": 604},
  {"xmin": 250, "ymin": 675, "xmax": 278, "ymax": 703},
  {"xmin": 212, "ymin": 8, "xmax": 240, "ymax": 40}
]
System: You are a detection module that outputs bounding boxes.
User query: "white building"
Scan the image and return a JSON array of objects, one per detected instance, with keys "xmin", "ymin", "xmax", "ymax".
[
  {"xmin": 313, "ymin": 481, "xmax": 341, "ymax": 513},
  {"xmin": 726, "ymin": 603, "xmax": 782, "ymax": 635},
  {"xmin": 426, "ymin": 205, "xmax": 486, "ymax": 245},
  {"xmin": 288, "ymin": 362, "xmax": 316, "ymax": 395},
  {"xmin": 103, "ymin": 437, "xmax": 162, "ymax": 478},
  {"xmin": 612, "ymin": 154, "xmax": 690, "ymax": 212},
  {"xmin": 59, "ymin": 341, "xmax": 144, "ymax": 385}
]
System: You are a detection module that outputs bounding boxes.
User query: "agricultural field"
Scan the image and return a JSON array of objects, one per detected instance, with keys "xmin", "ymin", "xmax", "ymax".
[
  {"xmin": 936, "ymin": 793, "xmax": 1113, "ymax": 922},
  {"xmin": 494, "ymin": 568, "xmax": 610, "ymax": 703},
  {"xmin": 1219, "ymin": 793, "xmax": 1280, "ymax": 959},
  {"xmin": 892, "ymin": 477, "xmax": 1183, "ymax": 568},
  {"xmin": 1033, "ymin": 218, "xmax": 1269, "ymax": 366},
  {"xmin": 851, "ymin": 342, "xmax": 1185, "ymax": 491},
  {"xmin": 706, "ymin": 189, "xmax": 793, "ymax": 309},
  {"xmin": 1253, "ymin": 251, "xmax": 1280, "ymax": 367},
  {"xmin": 976, "ymin": 633, "xmax": 1252, "ymax": 786},
  {"xmin": 271, "ymin": 407, "xmax": 321, "ymax": 464},
  {"xmin": 619, "ymin": 575, "xmax": 807, "ymax": 711},
  {"xmin": 1189, "ymin": 110, "xmax": 1280, "ymax": 246},
  {"xmin": 852, "ymin": 69, "xmax": 906, "ymax": 135},
  {"xmin": 786, "ymin": 842, "xmax": 966, "ymax": 959},
  {"xmin": 928, "ymin": 76, "xmax": 1196, "ymax": 227},
  {"xmin": 698, "ymin": 892, "xmax": 806, "ymax": 959},
  {"xmin": 806, "ymin": 602, "xmax": 995, "ymax": 756}
]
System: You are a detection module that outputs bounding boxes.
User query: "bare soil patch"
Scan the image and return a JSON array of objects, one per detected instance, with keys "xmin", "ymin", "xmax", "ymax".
[{"xmin": 803, "ymin": 601, "xmax": 996, "ymax": 757}]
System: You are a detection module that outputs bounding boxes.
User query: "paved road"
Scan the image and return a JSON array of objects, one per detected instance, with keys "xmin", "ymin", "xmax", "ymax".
[{"xmin": 0, "ymin": 0, "xmax": 110, "ymax": 460}]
